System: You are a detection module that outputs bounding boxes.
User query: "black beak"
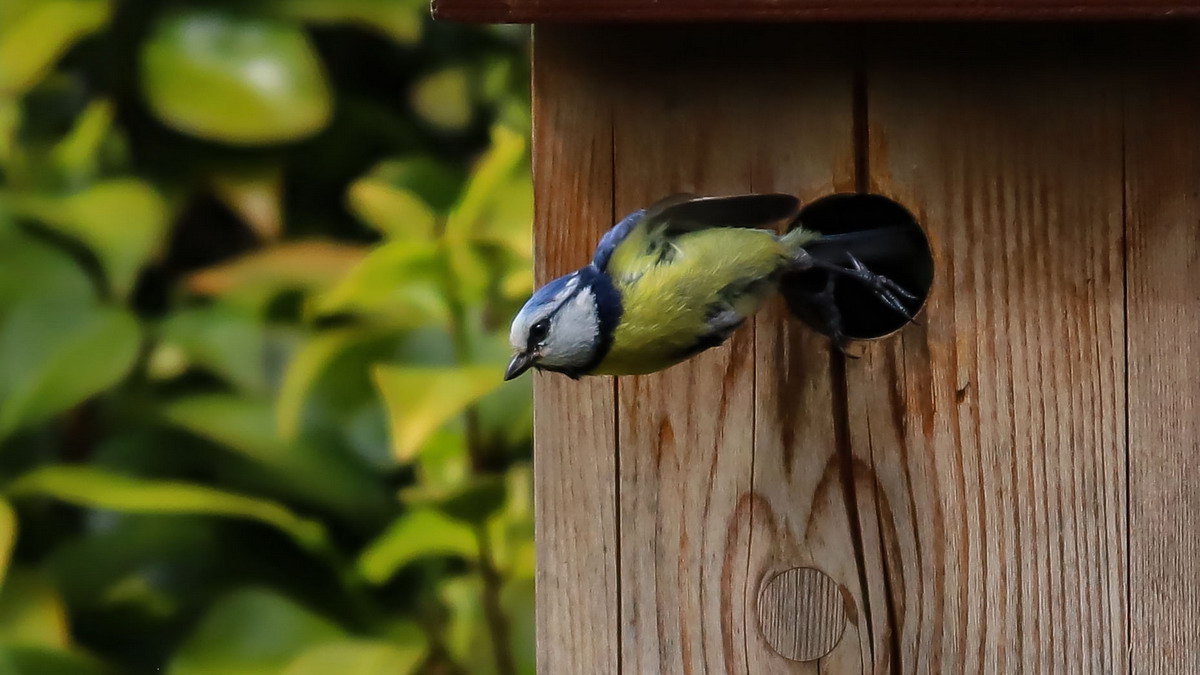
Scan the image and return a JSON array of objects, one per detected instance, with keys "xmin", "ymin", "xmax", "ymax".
[{"xmin": 504, "ymin": 352, "xmax": 534, "ymax": 381}]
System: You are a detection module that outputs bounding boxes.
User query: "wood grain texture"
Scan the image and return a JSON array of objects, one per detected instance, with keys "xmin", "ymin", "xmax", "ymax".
[
  {"xmin": 606, "ymin": 30, "xmax": 762, "ymax": 673},
  {"xmin": 529, "ymin": 22, "xmax": 1198, "ymax": 675},
  {"xmin": 859, "ymin": 33, "xmax": 1128, "ymax": 671},
  {"xmin": 1125, "ymin": 32, "xmax": 1200, "ymax": 674},
  {"xmin": 743, "ymin": 47, "xmax": 872, "ymax": 675},
  {"xmin": 758, "ymin": 568, "xmax": 847, "ymax": 661},
  {"xmin": 434, "ymin": 0, "xmax": 1200, "ymax": 23},
  {"xmin": 531, "ymin": 28, "xmax": 620, "ymax": 675}
]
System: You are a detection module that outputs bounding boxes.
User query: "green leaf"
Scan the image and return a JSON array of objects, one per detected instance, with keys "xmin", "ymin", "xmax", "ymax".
[
  {"xmin": 0, "ymin": 225, "xmax": 94, "ymax": 307},
  {"xmin": 169, "ymin": 588, "xmax": 344, "ymax": 675},
  {"xmin": 276, "ymin": 328, "xmax": 371, "ymax": 442},
  {"xmin": 15, "ymin": 179, "xmax": 170, "ymax": 297},
  {"xmin": 373, "ymin": 364, "xmax": 504, "ymax": 461},
  {"xmin": 0, "ymin": 646, "xmax": 107, "ymax": 675},
  {"xmin": 409, "ymin": 67, "xmax": 472, "ymax": 132},
  {"xmin": 438, "ymin": 474, "xmax": 507, "ymax": 525},
  {"xmin": 347, "ymin": 178, "xmax": 436, "ymax": 241},
  {"xmin": 50, "ymin": 99, "xmax": 114, "ymax": 182},
  {"xmin": 162, "ymin": 394, "xmax": 386, "ymax": 521},
  {"xmin": 314, "ymin": 241, "xmax": 449, "ymax": 325},
  {"xmin": 357, "ymin": 156, "xmax": 465, "ymax": 214},
  {"xmin": 141, "ymin": 9, "xmax": 332, "ymax": 144},
  {"xmin": 158, "ymin": 304, "xmax": 268, "ymax": 393},
  {"xmin": 0, "ymin": 99, "xmax": 19, "ymax": 168},
  {"xmin": 357, "ymin": 508, "xmax": 477, "ymax": 584},
  {"xmin": 0, "ymin": 569, "xmax": 68, "ymax": 649},
  {"xmin": 271, "ymin": 0, "xmax": 424, "ymax": 46},
  {"xmin": 0, "ymin": 300, "xmax": 139, "ymax": 440},
  {"xmin": 0, "ymin": 0, "xmax": 112, "ymax": 96},
  {"xmin": 439, "ymin": 576, "xmax": 486, "ymax": 671},
  {"xmin": 6, "ymin": 466, "xmax": 328, "ymax": 552},
  {"xmin": 0, "ymin": 499, "xmax": 14, "ymax": 589},
  {"xmin": 446, "ymin": 125, "xmax": 527, "ymax": 243},
  {"xmin": 281, "ymin": 640, "xmax": 424, "ymax": 675}
]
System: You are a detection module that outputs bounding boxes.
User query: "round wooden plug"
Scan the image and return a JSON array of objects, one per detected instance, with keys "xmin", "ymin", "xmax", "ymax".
[{"xmin": 757, "ymin": 567, "xmax": 848, "ymax": 662}]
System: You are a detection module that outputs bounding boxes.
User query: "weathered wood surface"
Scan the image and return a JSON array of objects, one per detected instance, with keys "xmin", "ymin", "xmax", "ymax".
[
  {"xmin": 531, "ymin": 30, "xmax": 620, "ymax": 675},
  {"xmin": 531, "ymin": 24, "xmax": 1198, "ymax": 675},
  {"xmin": 435, "ymin": 0, "xmax": 1200, "ymax": 23},
  {"xmin": 1125, "ymin": 37, "xmax": 1200, "ymax": 675}
]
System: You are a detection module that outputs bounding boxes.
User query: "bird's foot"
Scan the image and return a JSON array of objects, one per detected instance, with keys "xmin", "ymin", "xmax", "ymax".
[
  {"xmin": 813, "ymin": 252, "xmax": 920, "ymax": 325},
  {"xmin": 800, "ymin": 275, "xmax": 858, "ymax": 358}
]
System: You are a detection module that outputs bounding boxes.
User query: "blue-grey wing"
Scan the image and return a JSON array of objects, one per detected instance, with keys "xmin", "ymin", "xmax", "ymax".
[
  {"xmin": 592, "ymin": 193, "xmax": 799, "ymax": 272},
  {"xmin": 592, "ymin": 208, "xmax": 648, "ymax": 270}
]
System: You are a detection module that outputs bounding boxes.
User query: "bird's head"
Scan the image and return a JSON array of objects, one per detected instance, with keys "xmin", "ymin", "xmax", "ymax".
[{"xmin": 505, "ymin": 267, "xmax": 617, "ymax": 380}]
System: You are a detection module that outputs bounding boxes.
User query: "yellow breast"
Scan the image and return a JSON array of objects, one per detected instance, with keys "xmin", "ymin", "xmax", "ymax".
[{"xmin": 593, "ymin": 228, "xmax": 789, "ymax": 375}]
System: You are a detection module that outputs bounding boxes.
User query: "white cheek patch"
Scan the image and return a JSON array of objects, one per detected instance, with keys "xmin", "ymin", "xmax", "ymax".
[
  {"xmin": 510, "ymin": 274, "xmax": 580, "ymax": 350},
  {"xmin": 538, "ymin": 290, "xmax": 599, "ymax": 368}
]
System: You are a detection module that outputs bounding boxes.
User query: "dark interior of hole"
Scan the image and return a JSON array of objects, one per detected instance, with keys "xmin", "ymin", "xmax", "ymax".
[{"xmin": 783, "ymin": 193, "xmax": 934, "ymax": 340}]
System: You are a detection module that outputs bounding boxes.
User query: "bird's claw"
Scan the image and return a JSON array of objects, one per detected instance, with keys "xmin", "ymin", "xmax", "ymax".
[{"xmin": 837, "ymin": 253, "xmax": 919, "ymax": 324}]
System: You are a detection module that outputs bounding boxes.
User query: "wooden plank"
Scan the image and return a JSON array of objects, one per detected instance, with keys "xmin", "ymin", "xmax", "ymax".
[
  {"xmin": 744, "ymin": 49, "xmax": 876, "ymax": 675},
  {"xmin": 606, "ymin": 29, "xmax": 762, "ymax": 674},
  {"xmin": 599, "ymin": 26, "xmax": 867, "ymax": 674},
  {"xmin": 1125, "ymin": 33, "xmax": 1200, "ymax": 674},
  {"xmin": 434, "ymin": 0, "xmax": 1200, "ymax": 24},
  {"xmin": 530, "ymin": 28, "xmax": 620, "ymax": 675},
  {"xmin": 859, "ymin": 34, "xmax": 1128, "ymax": 671}
]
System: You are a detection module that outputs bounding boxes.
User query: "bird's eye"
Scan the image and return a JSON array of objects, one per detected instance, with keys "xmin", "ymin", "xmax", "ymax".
[{"xmin": 528, "ymin": 319, "xmax": 550, "ymax": 345}]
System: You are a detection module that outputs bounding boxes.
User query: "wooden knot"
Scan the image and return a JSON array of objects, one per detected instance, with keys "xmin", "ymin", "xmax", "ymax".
[{"xmin": 757, "ymin": 567, "xmax": 847, "ymax": 662}]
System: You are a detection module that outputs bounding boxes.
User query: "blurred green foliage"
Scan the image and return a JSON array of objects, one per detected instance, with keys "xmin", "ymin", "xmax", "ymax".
[{"xmin": 0, "ymin": 0, "xmax": 534, "ymax": 673}]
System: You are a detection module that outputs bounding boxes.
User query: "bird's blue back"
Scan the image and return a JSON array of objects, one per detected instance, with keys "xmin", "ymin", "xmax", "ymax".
[{"xmin": 591, "ymin": 209, "xmax": 647, "ymax": 271}]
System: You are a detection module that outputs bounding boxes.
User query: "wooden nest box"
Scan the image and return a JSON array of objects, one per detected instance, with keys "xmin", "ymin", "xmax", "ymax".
[{"xmin": 437, "ymin": 2, "xmax": 1200, "ymax": 672}]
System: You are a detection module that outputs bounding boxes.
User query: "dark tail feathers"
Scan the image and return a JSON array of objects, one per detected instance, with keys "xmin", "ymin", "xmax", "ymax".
[{"xmin": 803, "ymin": 225, "xmax": 920, "ymax": 266}]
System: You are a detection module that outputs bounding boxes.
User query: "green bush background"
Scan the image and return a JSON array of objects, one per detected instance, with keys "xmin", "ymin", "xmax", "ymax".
[{"xmin": 0, "ymin": 1, "xmax": 535, "ymax": 673}]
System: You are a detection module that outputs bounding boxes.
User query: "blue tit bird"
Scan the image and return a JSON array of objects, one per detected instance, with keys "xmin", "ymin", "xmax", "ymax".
[{"xmin": 504, "ymin": 193, "xmax": 918, "ymax": 380}]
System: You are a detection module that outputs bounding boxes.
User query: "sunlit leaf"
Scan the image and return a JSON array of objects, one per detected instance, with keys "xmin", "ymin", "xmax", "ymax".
[
  {"xmin": 314, "ymin": 241, "xmax": 448, "ymax": 325},
  {"xmin": 0, "ymin": 300, "xmax": 139, "ymax": 440},
  {"xmin": 57, "ymin": 180, "xmax": 170, "ymax": 297},
  {"xmin": 0, "ymin": 646, "xmax": 107, "ymax": 675},
  {"xmin": 0, "ymin": 0, "xmax": 112, "ymax": 96},
  {"xmin": 141, "ymin": 9, "xmax": 331, "ymax": 144},
  {"xmin": 13, "ymin": 178, "xmax": 170, "ymax": 297},
  {"xmin": 186, "ymin": 240, "xmax": 365, "ymax": 298},
  {"xmin": 212, "ymin": 165, "xmax": 284, "ymax": 241},
  {"xmin": 0, "ymin": 569, "xmax": 69, "ymax": 649},
  {"xmin": 373, "ymin": 364, "xmax": 504, "ymax": 461},
  {"xmin": 357, "ymin": 508, "xmax": 477, "ymax": 584},
  {"xmin": 0, "ymin": 99, "xmax": 19, "ymax": 168},
  {"xmin": 347, "ymin": 178, "xmax": 436, "ymax": 241},
  {"xmin": 6, "ymin": 466, "xmax": 328, "ymax": 552},
  {"xmin": 170, "ymin": 588, "xmax": 344, "ymax": 675},
  {"xmin": 358, "ymin": 156, "xmax": 465, "ymax": 214},
  {"xmin": 446, "ymin": 125, "xmax": 526, "ymax": 241},
  {"xmin": 409, "ymin": 67, "xmax": 471, "ymax": 132},
  {"xmin": 50, "ymin": 99, "xmax": 114, "ymax": 183},
  {"xmin": 413, "ymin": 429, "xmax": 469, "ymax": 493},
  {"xmin": 443, "ymin": 240, "xmax": 489, "ymax": 306},
  {"xmin": 281, "ymin": 640, "xmax": 424, "ymax": 675},
  {"xmin": 439, "ymin": 576, "xmax": 487, "ymax": 671},
  {"xmin": 271, "ymin": 0, "xmax": 424, "ymax": 45},
  {"xmin": 0, "ymin": 500, "xmax": 13, "ymax": 588}
]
